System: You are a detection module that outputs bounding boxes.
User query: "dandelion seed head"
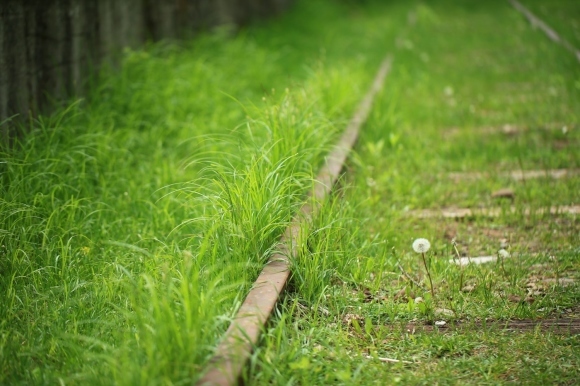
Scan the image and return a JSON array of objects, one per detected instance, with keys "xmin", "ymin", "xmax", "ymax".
[
  {"xmin": 412, "ymin": 238, "xmax": 431, "ymax": 253},
  {"xmin": 498, "ymin": 249, "xmax": 510, "ymax": 259}
]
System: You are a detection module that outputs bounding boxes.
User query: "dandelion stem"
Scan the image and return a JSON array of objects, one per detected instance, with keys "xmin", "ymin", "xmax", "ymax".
[{"xmin": 421, "ymin": 252, "xmax": 435, "ymax": 299}]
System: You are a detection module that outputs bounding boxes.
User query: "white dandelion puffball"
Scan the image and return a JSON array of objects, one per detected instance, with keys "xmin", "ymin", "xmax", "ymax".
[
  {"xmin": 498, "ymin": 249, "xmax": 510, "ymax": 259},
  {"xmin": 412, "ymin": 238, "xmax": 431, "ymax": 253}
]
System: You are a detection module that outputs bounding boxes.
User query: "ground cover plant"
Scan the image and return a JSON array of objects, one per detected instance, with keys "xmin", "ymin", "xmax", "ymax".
[
  {"xmin": 0, "ymin": 1, "xmax": 397, "ymax": 384},
  {"xmin": 249, "ymin": 0, "xmax": 579, "ymax": 384},
  {"xmin": 2, "ymin": 0, "xmax": 578, "ymax": 384}
]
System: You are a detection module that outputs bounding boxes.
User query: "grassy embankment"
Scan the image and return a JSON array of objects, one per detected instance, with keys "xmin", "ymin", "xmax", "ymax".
[{"xmin": 249, "ymin": 0, "xmax": 580, "ymax": 384}]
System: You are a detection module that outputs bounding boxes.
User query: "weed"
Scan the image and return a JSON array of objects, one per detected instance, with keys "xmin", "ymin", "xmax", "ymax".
[{"xmin": 412, "ymin": 238, "xmax": 435, "ymax": 299}]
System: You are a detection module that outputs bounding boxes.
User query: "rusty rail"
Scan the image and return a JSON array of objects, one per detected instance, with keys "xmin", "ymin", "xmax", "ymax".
[{"xmin": 197, "ymin": 55, "xmax": 393, "ymax": 386}]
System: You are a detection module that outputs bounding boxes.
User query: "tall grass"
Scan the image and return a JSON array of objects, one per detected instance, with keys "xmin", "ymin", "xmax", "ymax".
[
  {"xmin": 0, "ymin": 0, "xmax": 390, "ymax": 382},
  {"xmin": 0, "ymin": 87, "xmax": 331, "ymax": 385}
]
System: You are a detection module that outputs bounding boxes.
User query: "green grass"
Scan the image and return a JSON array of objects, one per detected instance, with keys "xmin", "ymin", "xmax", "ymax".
[
  {"xmin": 0, "ymin": 1, "xmax": 394, "ymax": 383},
  {"xmin": 248, "ymin": 0, "xmax": 580, "ymax": 384},
  {"xmin": 1, "ymin": 0, "xmax": 579, "ymax": 384}
]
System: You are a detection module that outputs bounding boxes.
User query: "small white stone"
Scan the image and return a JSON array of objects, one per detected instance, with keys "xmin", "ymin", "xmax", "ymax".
[{"xmin": 435, "ymin": 320, "xmax": 446, "ymax": 327}]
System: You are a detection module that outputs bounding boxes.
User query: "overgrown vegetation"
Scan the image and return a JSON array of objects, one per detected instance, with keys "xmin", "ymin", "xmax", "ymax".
[
  {"xmin": 0, "ymin": 1, "xmax": 390, "ymax": 383},
  {"xmin": 1, "ymin": 0, "xmax": 578, "ymax": 384},
  {"xmin": 248, "ymin": 0, "xmax": 580, "ymax": 384}
]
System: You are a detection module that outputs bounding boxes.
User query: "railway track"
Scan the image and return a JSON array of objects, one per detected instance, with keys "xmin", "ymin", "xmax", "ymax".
[
  {"xmin": 198, "ymin": 56, "xmax": 394, "ymax": 386},
  {"xmin": 509, "ymin": 0, "xmax": 580, "ymax": 63},
  {"xmin": 199, "ymin": 2, "xmax": 579, "ymax": 384}
]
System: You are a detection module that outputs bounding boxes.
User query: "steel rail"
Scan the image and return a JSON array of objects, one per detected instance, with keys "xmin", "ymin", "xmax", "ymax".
[
  {"xmin": 509, "ymin": 0, "xmax": 580, "ymax": 63},
  {"xmin": 197, "ymin": 54, "xmax": 393, "ymax": 386}
]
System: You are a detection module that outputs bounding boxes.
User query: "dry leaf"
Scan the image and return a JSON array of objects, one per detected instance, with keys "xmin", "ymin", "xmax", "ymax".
[
  {"xmin": 492, "ymin": 188, "xmax": 515, "ymax": 199},
  {"xmin": 461, "ymin": 284, "xmax": 476, "ymax": 293},
  {"xmin": 434, "ymin": 308, "xmax": 454, "ymax": 317}
]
